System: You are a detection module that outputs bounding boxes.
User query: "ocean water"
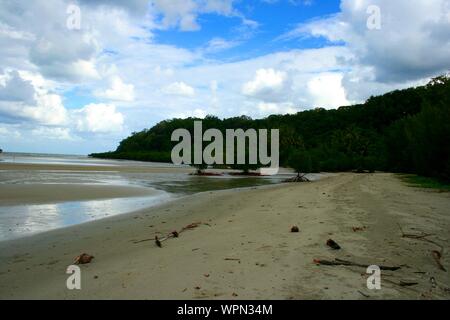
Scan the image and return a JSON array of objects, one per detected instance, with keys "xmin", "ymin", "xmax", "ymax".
[
  {"xmin": 0, "ymin": 152, "xmax": 180, "ymax": 167},
  {"xmin": 0, "ymin": 152, "xmax": 286, "ymax": 241}
]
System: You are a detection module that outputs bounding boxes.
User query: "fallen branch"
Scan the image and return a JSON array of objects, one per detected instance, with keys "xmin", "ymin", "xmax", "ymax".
[
  {"xmin": 397, "ymin": 224, "xmax": 446, "ymax": 271},
  {"xmin": 133, "ymin": 222, "xmax": 209, "ymax": 247},
  {"xmin": 313, "ymin": 258, "xmax": 401, "ymax": 271}
]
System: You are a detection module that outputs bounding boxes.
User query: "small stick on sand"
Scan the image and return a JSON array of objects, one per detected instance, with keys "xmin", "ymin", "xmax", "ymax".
[
  {"xmin": 314, "ymin": 258, "xmax": 401, "ymax": 271},
  {"xmin": 155, "ymin": 236, "xmax": 162, "ymax": 248},
  {"xmin": 224, "ymin": 258, "xmax": 241, "ymax": 262},
  {"xmin": 397, "ymin": 224, "xmax": 434, "ymax": 240},
  {"xmin": 399, "ymin": 281, "xmax": 419, "ymax": 287},
  {"xmin": 358, "ymin": 290, "xmax": 370, "ymax": 298}
]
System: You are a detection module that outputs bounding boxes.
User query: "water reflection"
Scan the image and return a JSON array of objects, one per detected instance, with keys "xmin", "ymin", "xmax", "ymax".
[{"xmin": 0, "ymin": 192, "xmax": 172, "ymax": 241}]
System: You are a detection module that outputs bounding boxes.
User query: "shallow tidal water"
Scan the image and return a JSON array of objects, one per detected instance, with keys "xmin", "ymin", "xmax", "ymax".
[{"xmin": 0, "ymin": 153, "xmax": 285, "ymax": 241}]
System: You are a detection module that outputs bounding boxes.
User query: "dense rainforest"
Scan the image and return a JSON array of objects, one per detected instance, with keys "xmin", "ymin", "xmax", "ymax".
[{"xmin": 91, "ymin": 75, "xmax": 450, "ymax": 182}]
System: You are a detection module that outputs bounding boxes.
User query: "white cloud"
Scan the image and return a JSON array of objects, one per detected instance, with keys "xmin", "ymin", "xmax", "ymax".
[
  {"xmin": 94, "ymin": 76, "xmax": 135, "ymax": 102},
  {"xmin": 150, "ymin": 0, "xmax": 236, "ymax": 31},
  {"xmin": 204, "ymin": 37, "xmax": 240, "ymax": 53},
  {"xmin": 0, "ymin": 70, "xmax": 35, "ymax": 104},
  {"xmin": 79, "ymin": 0, "xmax": 150, "ymax": 15},
  {"xmin": 242, "ymin": 68, "xmax": 289, "ymax": 102},
  {"xmin": 0, "ymin": 70, "xmax": 68, "ymax": 126},
  {"xmin": 29, "ymin": 30, "xmax": 100, "ymax": 82},
  {"xmin": 257, "ymin": 102, "xmax": 298, "ymax": 116},
  {"xmin": 285, "ymin": 0, "xmax": 450, "ymax": 82},
  {"xmin": 0, "ymin": 125, "xmax": 21, "ymax": 139},
  {"xmin": 162, "ymin": 81, "xmax": 195, "ymax": 97},
  {"xmin": 0, "ymin": 22, "xmax": 35, "ymax": 41},
  {"xmin": 75, "ymin": 103, "xmax": 124, "ymax": 133},
  {"xmin": 31, "ymin": 127, "xmax": 78, "ymax": 141},
  {"xmin": 306, "ymin": 73, "xmax": 350, "ymax": 109},
  {"xmin": 170, "ymin": 107, "xmax": 207, "ymax": 119},
  {"xmin": 30, "ymin": 94, "xmax": 69, "ymax": 126}
]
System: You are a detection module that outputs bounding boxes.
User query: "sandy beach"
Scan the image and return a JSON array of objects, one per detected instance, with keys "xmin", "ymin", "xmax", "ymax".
[{"xmin": 0, "ymin": 172, "xmax": 449, "ymax": 300}]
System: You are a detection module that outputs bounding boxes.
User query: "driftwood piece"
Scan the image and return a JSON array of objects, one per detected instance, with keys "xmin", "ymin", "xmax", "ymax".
[
  {"xmin": 432, "ymin": 250, "xmax": 447, "ymax": 272},
  {"xmin": 314, "ymin": 258, "xmax": 401, "ymax": 271},
  {"xmin": 326, "ymin": 239, "xmax": 341, "ymax": 250},
  {"xmin": 181, "ymin": 222, "xmax": 203, "ymax": 232},
  {"xmin": 73, "ymin": 253, "xmax": 94, "ymax": 265}
]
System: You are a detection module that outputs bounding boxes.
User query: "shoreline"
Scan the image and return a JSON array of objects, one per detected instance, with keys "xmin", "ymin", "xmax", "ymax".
[
  {"xmin": 0, "ymin": 162, "xmax": 293, "ymax": 242},
  {"xmin": 1, "ymin": 173, "xmax": 449, "ymax": 299},
  {"xmin": 0, "ymin": 182, "xmax": 288, "ymax": 245},
  {"xmin": 0, "ymin": 184, "xmax": 161, "ymax": 206},
  {"xmin": 0, "ymin": 162, "xmax": 193, "ymax": 173}
]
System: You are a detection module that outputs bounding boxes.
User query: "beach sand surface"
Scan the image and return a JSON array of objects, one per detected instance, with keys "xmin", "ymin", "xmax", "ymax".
[{"xmin": 0, "ymin": 173, "xmax": 449, "ymax": 299}]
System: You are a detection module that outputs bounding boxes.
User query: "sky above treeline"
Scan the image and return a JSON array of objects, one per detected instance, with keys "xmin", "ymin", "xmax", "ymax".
[{"xmin": 0, "ymin": 0, "xmax": 449, "ymax": 155}]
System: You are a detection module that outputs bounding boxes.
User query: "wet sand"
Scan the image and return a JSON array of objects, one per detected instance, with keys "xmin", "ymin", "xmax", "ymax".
[
  {"xmin": 0, "ymin": 162, "xmax": 192, "ymax": 174},
  {"xmin": 0, "ymin": 173, "xmax": 449, "ymax": 300},
  {"xmin": 0, "ymin": 184, "xmax": 158, "ymax": 206}
]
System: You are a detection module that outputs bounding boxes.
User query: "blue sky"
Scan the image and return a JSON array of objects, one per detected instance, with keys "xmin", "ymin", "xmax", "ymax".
[
  {"xmin": 0, "ymin": 0, "xmax": 449, "ymax": 154},
  {"xmin": 153, "ymin": 0, "xmax": 341, "ymax": 55}
]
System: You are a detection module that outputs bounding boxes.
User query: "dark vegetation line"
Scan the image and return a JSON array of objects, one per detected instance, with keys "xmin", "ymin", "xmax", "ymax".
[
  {"xmin": 91, "ymin": 75, "xmax": 450, "ymax": 183},
  {"xmin": 397, "ymin": 174, "xmax": 450, "ymax": 192}
]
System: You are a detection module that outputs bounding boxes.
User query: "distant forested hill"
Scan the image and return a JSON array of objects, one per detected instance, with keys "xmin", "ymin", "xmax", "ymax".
[{"xmin": 91, "ymin": 75, "xmax": 450, "ymax": 182}]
